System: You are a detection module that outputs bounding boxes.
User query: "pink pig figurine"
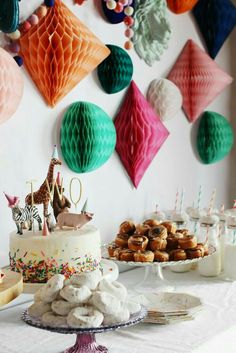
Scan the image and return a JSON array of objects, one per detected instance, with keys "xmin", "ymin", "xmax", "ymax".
[{"xmin": 57, "ymin": 212, "xmax": 93, "ymax": 230}]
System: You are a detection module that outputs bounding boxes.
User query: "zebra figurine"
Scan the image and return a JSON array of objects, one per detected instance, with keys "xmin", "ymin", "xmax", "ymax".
[{"xmin": 11, "ymin": 204, "xmax": 42, "ymax": 235}]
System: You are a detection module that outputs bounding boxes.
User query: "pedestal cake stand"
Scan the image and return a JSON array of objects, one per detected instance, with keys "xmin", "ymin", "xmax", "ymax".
[
  {"xmin": 102, "ymin": 245, "xmax": 216, "ymax": 292},
  {"xmin": 22, "ymin": 306, "xmax": 147, "ymax": 353}
]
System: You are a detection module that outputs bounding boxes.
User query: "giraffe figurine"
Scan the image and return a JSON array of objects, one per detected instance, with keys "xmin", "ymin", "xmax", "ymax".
[{"xmin": 25, "ymin": 146, "xmax": 62, "ymax": 217}]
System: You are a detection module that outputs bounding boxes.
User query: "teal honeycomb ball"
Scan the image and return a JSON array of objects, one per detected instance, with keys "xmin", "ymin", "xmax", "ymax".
[
  {"xmin": 197, "ymin": 111, "xmax": 234, "ymax": 164},
  {"xmin": 0, "ymin": 0, "xmax": 19, "ymax": 33},
  {"xmin": 60, "ymin": 102, "xmax": 116, "ymax": 173},
  {"xmin": 97, "ymin": 44, "xmax": 133, "ymax": 94}
]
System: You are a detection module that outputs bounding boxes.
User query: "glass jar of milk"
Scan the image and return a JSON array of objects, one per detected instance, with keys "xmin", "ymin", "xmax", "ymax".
[
  {"xmin": 198, "ymin": 215, "xmax": 220, "ymax": 277},
  {"xmin": 218, "ymin": 213, "xmax": 227, "ymax": 272},
  {"xmin": 170, "ymin": 212, "xmax": 191, "ymax": 273},
  {"xmin": 224, "ymin": 216, "xmax": 236, "ymax": 280},
  {"xmin": 188, "ymin": 209, "xmax": 205, "ymax": 241}
]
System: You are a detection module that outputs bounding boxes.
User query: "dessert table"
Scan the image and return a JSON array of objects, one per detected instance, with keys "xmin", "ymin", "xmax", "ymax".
[{"xmin": 1, "ymin": 267, "xmax": 236, "ymax": 353}]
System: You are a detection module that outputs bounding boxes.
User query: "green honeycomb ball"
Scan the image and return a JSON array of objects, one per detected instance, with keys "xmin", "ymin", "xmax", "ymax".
[
  {"xmin": 60, "ymin": 102, "xmax": 116, "ymax": 173},
  {"xmin": 97, "ymin": 44, "xmax": 133, "ymax": 94},
  {"xmin": 197, "ymin": 111, "xmax": 234, "ymax": 164}
]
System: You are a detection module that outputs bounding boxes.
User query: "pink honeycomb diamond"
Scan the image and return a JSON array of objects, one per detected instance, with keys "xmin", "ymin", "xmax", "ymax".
[
  {"xmin": 115, "ymin": 81, "xmax": 169, "ymax": 188},
  {"xmin": 168, "ymin": 39, "xmax": 233, "ymax": 123}
]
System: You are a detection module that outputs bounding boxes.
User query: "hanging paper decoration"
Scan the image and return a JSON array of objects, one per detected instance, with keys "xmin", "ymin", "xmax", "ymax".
[
  {"xmin": 133, "ymin": 0, "xmax": 171, "ymax": 66},
  {"xmin": 197, "ymin": 111, "xmax": 234, "ymax": 164},
  {"xmin": 147, "ymin": 79, "xmax": 183, "ymax": 122},
  {"xmin": 19, "ymin": 0, "xmax": 110, "ymax": 107},
  {"xmin": 102, "ymin": 0, "xmax": 135, "ymax": 24},
  {"xmin": 193, "ymin": 0, "xmax": 236, "ymax": 59},
  {"xmin": 0, "ymin": 48, "xmax": 24, "ymax": 125},
  {"xmin": 0, "ymin": 0, "xmax": 19, "ymax": 33},
  {"xmin": 115, "ymin": 81, "xmax": 169, "ymax": 188},
  {"xmin": 167, "ymin": 0, "xmax": 199, "ymax": 14},
  {"xmin": 60, "ymin": 102, "xmax": 116, "ymax": 173},
  {"xmin": 97, "ymin": 44, "xmax": 133, "ymax": 94},
  {"xmin": 167, "ymin": 40, "xmax": 233, "ymax": 123}
]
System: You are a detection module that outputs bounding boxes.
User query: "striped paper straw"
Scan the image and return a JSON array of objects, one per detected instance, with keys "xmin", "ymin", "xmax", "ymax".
[
  {"xmin": 208, "ymin": 189, "xmax": 216, "ymax": 216},
  {"xmin": 180, "ymin": 188, "xmax": 185, "ymax": 213},
  {"xmin": 174, "ymin": 189, "xmax": 179, "ymax": 211},
  {"xmin": 197, "ymin": 185, "xmax": 202, "ymax": 210}
]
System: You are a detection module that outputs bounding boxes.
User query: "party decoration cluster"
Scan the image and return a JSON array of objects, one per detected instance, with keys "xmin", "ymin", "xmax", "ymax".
[
  {"xmin": 147, "ymin": 79, "xmax": 183, "ymax": 122},
  {"xmin": 60, "ymin": 102, "xmax": 116, "ymax": 173},
  {"xmin": 19, "ymin": 0, "xmax": 110, "ymax": 107},
  {"xmin": 97, "ymin": 44, "xmax": 133, "ymax": 94},
  {"xmin": 0, "ymin": 48, "xmax": 24, "ymax": 124},
  {"xmin": 115, "ymin": 81, "xmax": 169, "ymax": 188},
  {"xmin": 3, "ymin": 0, "xmax": 55, "ymax": 66},
  {"xmin": 102, "ymin": 0, "xmax": 135, "ymax": 50},
  {"xmin": 197, "ymin": 111, "xmax": 234, "ymax": 164},
  {"xmin": 167, "ymin": 0, "xmax": 199, "ymax": 14},
  {"xmin": 133, "ymin": 0, "xmax": 172, "ymax": 66},
  {"xmin": 193, "ymin": 0, "xmax": 236, "ymax": 59},
  {"xmin": 168, "ymin": 40, "xmax": 233, "ymax": 123}
]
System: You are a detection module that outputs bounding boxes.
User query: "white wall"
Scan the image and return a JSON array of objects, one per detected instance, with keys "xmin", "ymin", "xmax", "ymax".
[{"xmin": 0, "ymin": 0, "xmax": 234, "ymax": 266}]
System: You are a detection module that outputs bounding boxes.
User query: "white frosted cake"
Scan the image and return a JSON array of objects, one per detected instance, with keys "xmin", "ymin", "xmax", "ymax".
[{"xmin": 9, "ymin": 225, "xmax": 101, "ymax": 283}]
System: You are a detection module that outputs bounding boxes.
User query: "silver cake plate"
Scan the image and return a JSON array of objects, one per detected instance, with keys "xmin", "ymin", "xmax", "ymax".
[{"xmin": 22, "ymin": 306, "xmax": 147, "ymax": 353}]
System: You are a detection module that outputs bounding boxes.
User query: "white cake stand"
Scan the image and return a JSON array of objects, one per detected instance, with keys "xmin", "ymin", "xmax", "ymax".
[{"xmin": 102, "ymin": 245, "xmax": 216, "ymax": 293}]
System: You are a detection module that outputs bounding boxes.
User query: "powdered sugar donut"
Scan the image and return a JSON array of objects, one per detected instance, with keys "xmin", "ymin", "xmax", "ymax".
[
  {"xmin": 41, "ymin": 274, "xmax": 65, "ymax": 303},
  {"xmin": 98, "ymin": 279, "xmax": 127, "ymax": 301},
  {"xmin": 103, "ymin": 307, "xmax": 130, "ymax": 325},
  {"xmin": 28, "ymin": 302, "xmax": 51, "ymax": 318},
  {"xmin": 67, "ymin": 306, "xmax": 104, "ymax": 328},
  {"xmin": 42, "ymin": 311, "xmax": 67, "ymax": 327},
  {"xmin": 91, "ymin": 291, "xmax": 122, "ymax": 315},
  {"xmin": 60, "ymin": 285, "xmax": 91, "ymax": 304},
  {"xmin": 70, "ymin": 269, "xmax": 102, "ymax": 290},
  {"xmin": 125, "ymin": 300, "xmax": 141, "ymax": 314},
  {"xmin": 51, "ymin": 300, "xmax": 79, "ymax": 316},
  {"xmin": 34, "ymin": 288, "xmax": 43, "ymax": 302}
]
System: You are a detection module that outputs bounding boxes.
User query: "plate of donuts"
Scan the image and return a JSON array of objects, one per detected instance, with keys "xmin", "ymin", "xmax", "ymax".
[
  {"xmin": 103, "ymin": 243, "xmax": 215, "ymax": 267},
  {"xmin": 103, "ymin": 219, "xmax": 215, "ymax": 267}
]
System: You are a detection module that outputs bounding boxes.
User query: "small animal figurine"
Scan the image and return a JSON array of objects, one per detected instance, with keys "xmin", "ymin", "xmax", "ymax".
[
  {"xmin": 4, "ymin": 192, "xmax": 42, "ymax": 235},
  {"xmin": 52, "ymin": 173, "xmax": 71, "ymax": 220},
  {"xmin": 57, "ymin": 212, "xmax": 93, "ymax": 230},
  {"xmin": 46, "ymin": 213, "xmax": 56, "ymax": 232},
  {"xmin": 25, "ymin": 146, "xmax": 62, "ymax": 217}
]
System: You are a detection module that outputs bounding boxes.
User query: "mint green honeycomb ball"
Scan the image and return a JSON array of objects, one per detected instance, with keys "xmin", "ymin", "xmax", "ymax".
[
  {"xmin": 60, "ymin": 102, "xmax": 116, "ymax": 173},
  {"xmin": 197, "ymin": 111, "xmax": 234, "ymax": 164}
]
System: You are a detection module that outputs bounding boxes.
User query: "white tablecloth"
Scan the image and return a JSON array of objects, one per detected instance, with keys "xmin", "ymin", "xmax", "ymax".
[{"xmin": 1, "ymin": 268, "xmax": 236, "ymax": 353}]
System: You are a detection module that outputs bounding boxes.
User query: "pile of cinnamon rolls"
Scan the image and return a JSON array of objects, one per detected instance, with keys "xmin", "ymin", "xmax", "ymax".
[{"xmin": 108, "ymin": 220, "xmax": 209, "ymax": 263}]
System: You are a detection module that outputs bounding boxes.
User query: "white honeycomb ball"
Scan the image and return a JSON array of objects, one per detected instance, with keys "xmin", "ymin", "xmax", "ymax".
[{"xmin": 147, "ymin": 78, "xmax": 183, "ymax": 122}]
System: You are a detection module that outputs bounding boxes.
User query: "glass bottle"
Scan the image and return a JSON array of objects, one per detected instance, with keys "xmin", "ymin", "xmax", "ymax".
[
  {"xmin": 189, "ymin": 208, "xmax": 207, "ymax": 240},
  {"xmin": 198, "ymin": 215, "xmax": 220, "ymax": 277},
  {"xmin": 218, "ymin": 214, "xmax": 227, "ymax": 272},
  {"xmin": 170, "ymin": 212, "xmax": 191, "ymax": 273},
  {"xmin": 224, "ymin": 216, "xmax": 236, "ymax": 280}
]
